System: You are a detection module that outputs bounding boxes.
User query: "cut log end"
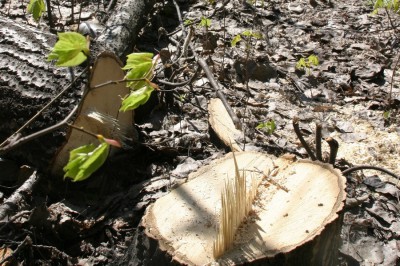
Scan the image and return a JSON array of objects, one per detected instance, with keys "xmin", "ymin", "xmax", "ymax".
[{"xmin": 139, "ymin": 152, "xmax": 346, "ymax": 266}]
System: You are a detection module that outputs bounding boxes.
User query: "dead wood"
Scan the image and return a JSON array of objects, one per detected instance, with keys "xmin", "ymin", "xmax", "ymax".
[{"xmin": 0, "ymin": 170, "xmax": 39, "ymax": 221}]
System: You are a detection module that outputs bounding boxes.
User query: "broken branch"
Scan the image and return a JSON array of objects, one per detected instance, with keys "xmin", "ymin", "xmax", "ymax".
[{"xmin": 292, "ymin": 117, "xmax": 317, "ymax": 160}]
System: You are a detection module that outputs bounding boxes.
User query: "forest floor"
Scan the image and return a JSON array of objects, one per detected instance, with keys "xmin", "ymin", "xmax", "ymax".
[{"xmin": 0, "ymin": 0, "xmax": 399, "ymax": 265}]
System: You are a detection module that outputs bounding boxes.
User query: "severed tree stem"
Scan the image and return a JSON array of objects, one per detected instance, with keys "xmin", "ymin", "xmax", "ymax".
[
  {"xmin": 315, "ymin": 123, "xmax": 323, "ymax": 161},
  {"xmin": 326, "ymin": 137, "xmax": 338, "ymax": 165},
  {"xmin": 293, "ymin": 117, "xmax": 317, "ymax": 161}
]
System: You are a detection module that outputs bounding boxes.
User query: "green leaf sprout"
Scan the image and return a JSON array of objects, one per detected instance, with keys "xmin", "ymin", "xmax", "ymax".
[
  {"xmin": 231, "ymin": 34, "xmax": 242, "ymax": 47},
  {"xmin": 296, "ymin": 54, "xmax": 319, "ymax": 74},
  {"xmin": 47, "ymin": 32, "xmax": 90, "ymax": 67},
  {"xmin": 120, "ymin": 85, "xmax": 154, "ymax": 112},
  {"xmin": 119, "ymin": 52, "xmax": 159, "ymax": 112},
  {"xmin": 199, "ymin": 17, "xmax": 212, "ymax": 28},
  {"xmin": 256, "ymin": 120, "xmax": 276, "ymax": 135},
  {"xmin": 63, "ymin": 142, "xmax": 110, "ymax": 182},
  {"xmin": 27, "ymin": 0, "xmax": 46, "ymax": 22}
]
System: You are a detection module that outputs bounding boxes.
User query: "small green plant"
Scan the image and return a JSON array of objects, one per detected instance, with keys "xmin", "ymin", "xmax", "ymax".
[
  {"xmin": 199, "ymin": 17, "xmax": 211, "ymax": 28},
  {"xmin": 296, "ymin": 54, "xmax": 319, "ymax": 75},
  {"xmin": 120, "ymin": 52, "xmax": 159, "ymax": 112},
  {"xmin": 27, "ymin": 0, "xmax": 46, "ymax": 22},
  {"xmin": 372, "ymin": 0, "xmax": 400, "ymax": 13},
  {"xmin": 47, "ymin": 32, "xmax": 90, "ymax": 67},
  {"xmin": 184, "ymin": 19, "xmax": 193, "ymax": 26},
  {"xmin": 231, "ymin": 30, "xmax": 262, "ymax": 48},
  {"xmin": 256, "ymin": 120, "xmax": 276, "ymax": 135}
]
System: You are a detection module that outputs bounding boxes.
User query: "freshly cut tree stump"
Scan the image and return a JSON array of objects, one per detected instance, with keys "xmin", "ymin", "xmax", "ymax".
[{"xmin": 134, "ymin": 152, "xmax": 346, "ymax": 265}]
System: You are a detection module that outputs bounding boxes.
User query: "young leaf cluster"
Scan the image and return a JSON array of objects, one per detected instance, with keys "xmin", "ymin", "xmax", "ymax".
[
  {"xmin": 256, "ymin": 120, "xmax": 276, "ymax": 135},
  {"xmin": 373, "ymin": 0, "xmax": 400, "ymax": 13},
  {"xmin": 47, "ymin": 32, "xmax": 90, "ymax": 67},
  {"xmin": 63, "ymin": 142, "xmax": 109, "ymax": 182},
  {"xmin": 231, "ymin": 30, "xmax": 262, "ymax": 47},
  {"xmin": 27, "ymin": 0, "xmax": 46, "ymax": 22},
  {"xmin": 199, "ymin": 17, "xmax": 212, "ymax": 28},
  {"xmin": 296, "ymin": 54, "xmax": 319, "ymax": 74},
  {"xmin": 120, "ymin": 53, "xmax": 159, "ymax": 112},
  {"xmin": 47, "ymin": 33, "xmax": 159, "ymax": 180}
]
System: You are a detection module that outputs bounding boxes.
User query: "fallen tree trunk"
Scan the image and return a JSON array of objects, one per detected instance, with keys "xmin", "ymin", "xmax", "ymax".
[
  {"xmin": 116, "ymin": 152, "xmax": 346, "ymax": 265},
  {"xmin": 0, "ymin": 0, "xmax": 154, "ymax": 171},
  {"xmin": 0, "ymin": 15, "xmax": 79, "ymax": 169}
]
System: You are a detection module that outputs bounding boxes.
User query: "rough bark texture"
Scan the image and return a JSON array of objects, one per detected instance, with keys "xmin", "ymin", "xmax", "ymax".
[
  {"xmin": 95, "ymin": 0, "xmax": 155, "ymax": 59},
  {"xmin": 115, "ymin": 216, "xmax": 344, "ymax": 266},
  {"xmin": 0, "ymin": 15, "xmax": 83, "ymax": 170}
]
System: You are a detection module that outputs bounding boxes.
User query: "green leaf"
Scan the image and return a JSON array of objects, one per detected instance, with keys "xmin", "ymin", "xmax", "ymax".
[
  {"xmin": 123, "ymin": 52, "xmax": 156, "ymax": 89},
  {"xmin": 308, "ymin": 54, "xmax": 319, "ymax": 66},
  {"xmin": 63, "ymin": 142, "xmax": 110, "ymax": 182},
  {"xmin": 242, "ymin": 30, "xmax": 252, "ymax": 37},
  {"xmin": 47, "ymin": 32, "xmax": 89, "ymax": 67},
  {"xmin": 296, "ymin": 58, "xmax": 307, "ymax": 70},
  {"xmin": 231, "ymin": 34, "xmax": 242, "ymax": 47},
  {"xmin": 256, "ymin": 120, "xmax": 276, "ymax": 135},
  {"xmin": 122, "ymin": 53, "xmax": 153, "ymax": 70},
  {"xmin": 184, "ymin": 19, "xmax": 193, "ymax": 26},
  {"xmin": 120, "ymin": 86, "xmax": 154, "ymax": 112},
  {"xmin": 199, "ymin": 17, "xmax": 211, "ymax": 28},
  {"xmin": 383, "ymin": 110, "xmax": 391, "ymax": 120},
  {"xmin": 27, "ymin": 0, "xmax": 46, "ymax": 22}
]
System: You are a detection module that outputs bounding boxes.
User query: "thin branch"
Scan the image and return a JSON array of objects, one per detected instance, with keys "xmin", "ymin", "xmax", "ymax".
[
  {"xmin": 384, "ymin": 7, "xmax": 399, "ymax": 35},
  {"xmin": 315, "ymin": 122, "xmax": 323, "ymax": 161},
  {"xmin": 326, "ymin": 137, "xmax": 338, "ymax": 165},
  {"xmin": 0, "ymin": 236, "xmax": 32, "ymax": 265},
  {"xmin": 388, "ymin": 52, "xmax": 400, "ymax": 108},
  {"xmin": 0, "ymin": 106, "xmax": 78, "ymax": 155},
  {"xmin": 171, "ymin": 0, "xmax": 241, "ymax": 129},
  {"xmin": 342, "ymin": 165, "xmax": 399, "ymax": 181},
  {"xmin": 67, "ymin": 122, "xmax": 99, "ymax": 139},
  {"xmin": 0, "ymin": 171, "xmax": 40, "ymax": 221},
  {"xmin": 292, "ymin": 117, "xmax": 316, "ymax": 160},
  {"xmin": 0, "ymin": 68, "xmax": 87, "ymax": 148},
  {"xmin": 45, "ymin": 0, "xmax": 55, "ymax": 33},
  {"xmin": 158, "ymin": 66, "xmax": 200, "ymax": 87}
]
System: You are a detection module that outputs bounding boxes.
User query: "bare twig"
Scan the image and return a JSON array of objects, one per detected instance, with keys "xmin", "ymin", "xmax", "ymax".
[
  {"xmin": 0, "ymin": 68, "xmax": 87, "ymax": 148},
  {"xmin": 292, "ymin": 117, "xmax": 316, "ymax": 160},
  {"xmin": 0, "ymin": 171, "xmax": 40, "ymax": 221},
  {"xmin": 197, "ymin": 57, "xmax": 242, "ymax": 129},
  {"xmin": 45, "ymin": 0, "xmax": 55, "ymax": 33},
  {"xmin": 315, "ymin": 122, "xmax": 323, "ymax": 161},
  {"xmin": 325, "ymin": 137, "xmax": 338, "ymax": 165},
  {"xmin": 388, "ymin": 52, "xmax": 400, "ymax": 108},
  {"xmin": 0, "ymin": 236, "xmax": 32, "ymax": 265},
  {"xmin": 0, "ymin": 106, "xmax": 78, "ymax": 155},
  {"xmin": 170, "ymin": 0, "xmax": 241, "ymax": 129},
  {"xmin": 342, "ymin": 165, "xmax": 399, "ymax": 181}
]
